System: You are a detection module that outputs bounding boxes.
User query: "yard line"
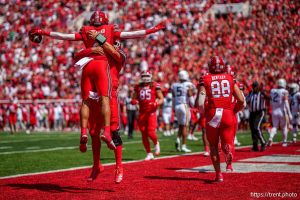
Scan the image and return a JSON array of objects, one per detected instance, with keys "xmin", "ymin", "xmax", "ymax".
[
  {"xmin": 0, "ymin": 139, "xmax": 166, "ymax": 155},
  {"xmin": 0, "ymin": 146, "xmax": 12, "ymax": 150},
  {"xmin": 0, "ymin": 145, "xmax": 255, "ymax": 180}
]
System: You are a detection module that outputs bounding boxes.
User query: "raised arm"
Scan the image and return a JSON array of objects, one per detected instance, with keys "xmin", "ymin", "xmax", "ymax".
[
  {"xmin": 233, "ymin": 84, "xmax": 245, "ymax": 113},
  {"xmin": 114, "ymin": 21, "xmax": 165, "ymax": 40},
  {"xmin": 29, "ymin": 27, "xmax": 82, "ymax": 41}
]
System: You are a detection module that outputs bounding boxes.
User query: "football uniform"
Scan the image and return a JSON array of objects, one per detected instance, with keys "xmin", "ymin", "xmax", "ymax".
[
  {"xmin": 135, "ymin": 82, "xmax": 160, "ymax": 153},
  {"xmin": 162, "ymin": 97, "xmax": 173, "ymax": 125},
  {"xmin": 171, "ymin": 81, "xmax": 193, "ymax": 126},
  {"xmin": 270, "ymin": 88, "xmax": 289, "ymax": 129},
  {"xmin": 202, "ymin": 73, "xmax": 235, "ymax": 151},
  {"xmin": 289, "ymin": 92, "xmax": 300, "ymax": 125}
]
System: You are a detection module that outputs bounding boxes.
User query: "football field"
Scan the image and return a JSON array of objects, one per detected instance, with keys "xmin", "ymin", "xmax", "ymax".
[{"xmin": 0, "ymin": 131, "xmax": 299, "ymax": 200}]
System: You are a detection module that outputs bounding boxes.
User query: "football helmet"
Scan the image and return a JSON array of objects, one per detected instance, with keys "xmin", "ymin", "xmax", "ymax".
[
  {"xmin": 277, "ymin": 78, "xmax": 287, "ymax": 88},
  {"xmin": 90, "ymin": 11, "xmax": 109, "ymax": 26},
  {"xmin": 141, "ymin": 71, "xmax": 152, "ymax": 83},
  {"xmin": 208, "ymin": 56, "xmax": 226, "ymax": 74},
  {"xmin": 178, "ymin": 70, "xmax": 189, "ymax": 81},
  {"xmin": 289, "ymin": 83, "xmax": 299, "ymax": 94}
]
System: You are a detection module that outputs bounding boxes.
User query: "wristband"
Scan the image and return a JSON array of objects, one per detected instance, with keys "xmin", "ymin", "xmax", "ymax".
[{"xmin": 96, "ymin": 33, "xmax": 107, "ymax": 45}]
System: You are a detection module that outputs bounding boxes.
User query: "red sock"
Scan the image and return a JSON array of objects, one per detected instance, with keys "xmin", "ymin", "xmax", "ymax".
[
  {"xmin": 142, "ymin": 133, "xmax": 151, "ymax": 153},
  {"xmin": 91, "ymin": 135, "xmax": 101, "ymax": 168},
  {"xmin": 81, "ymin": 128, "xmax": 87, "ymax": 136},
  {"xmin": 205, "ymin": 146, "xmax": 209, "ymax": 152},
  {"xmin": 114, "ymin": 145, "xmax": 123, "ymax": 168}
]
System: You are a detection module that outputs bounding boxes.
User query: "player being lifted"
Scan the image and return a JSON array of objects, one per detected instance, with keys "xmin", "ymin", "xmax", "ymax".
[
  {"xmin": 74, "ymin": 35, "xmax": 126, "ymax": 183},
  {"xmin": 197, "ymin": 56, "xmax": 244, "ymax": 182},
  {"xmin": 29, "ymin": 11, "xmax": 165, "ymax": 151},
  {"xmin": 171, "ymin": 70, "xmax": 194, "ymax": 153},
  {"xmin": 288, "ymin": 83, "xmax": 300, "ymax": 143},
  {"xmin": 268, "ymin": 79, "xmax": 292, "ymax": 147},
  {"xmin": 131, "ymin": 71, "xmax": 164, "ymax": 160}
]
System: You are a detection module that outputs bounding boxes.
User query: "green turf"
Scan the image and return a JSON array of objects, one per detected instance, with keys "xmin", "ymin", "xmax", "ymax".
[{"xmin": 0, "ymin": 130, "xmax": 291, "ymax": 177}]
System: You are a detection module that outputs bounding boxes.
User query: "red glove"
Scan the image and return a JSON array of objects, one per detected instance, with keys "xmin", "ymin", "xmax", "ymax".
[
  {"xmin": 29, "ymin": 27, "xmax": 50, "ymax": 36},
  {"xmin": 146, "ymin": 21, "xmax": 166, "ymax": 34},
  {"xmin": 130, "ymin": 99, "xmax": 138, "ymax": 105}
]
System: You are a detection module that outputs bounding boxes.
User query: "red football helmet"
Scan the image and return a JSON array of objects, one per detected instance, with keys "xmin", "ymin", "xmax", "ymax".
[
  {"xmin": 90, "ymin": 11, "xmax": 109, "ymax": 26},
  {"xmin": 140, "ymin": 71, "xmax": 152, "ymax": 83},
  {"xmin": 208, "ymin": 56, "xmax": 226, "ymax": 74}
]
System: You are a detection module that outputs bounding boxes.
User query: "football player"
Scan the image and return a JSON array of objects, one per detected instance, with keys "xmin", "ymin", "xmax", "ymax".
[
  {"xmin": 29, "ymin": 11, "xmax": 165, "ymax": 152},
  {"xmin": 132, "ymin": 71, "xmax": 164, "ymax": 160},
  {"xmin": 171, "ymin": 70, "xmax": 194, "ymax": 152},
  {"xmin": 268, "ymin": 79, "xmax": 292, "ymax": 147},
  {"xmin": 162, "ymin": 92, "xmax": 173, "ymax": 136},
  {"xmin": 197, "ymin": 56, "xmax": 244, "ymax": 182},
  {"xmin": 288, "ymin": 83, "xmax": 300, "ymax": 143}
]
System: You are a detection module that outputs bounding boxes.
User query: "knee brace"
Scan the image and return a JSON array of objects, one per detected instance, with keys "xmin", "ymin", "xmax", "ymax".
[{"xmin": 112, "ymin": 131, "xmax": 123, "ymax": 146}]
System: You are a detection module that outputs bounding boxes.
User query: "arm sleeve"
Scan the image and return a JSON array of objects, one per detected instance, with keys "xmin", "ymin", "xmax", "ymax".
[
  {"xmin": 49, "ymin": 32, "xmax": 82, "ymax": 41},
  {"xmin": 115, "ymin": 30, "xmax": 147, "ymax": 40}
]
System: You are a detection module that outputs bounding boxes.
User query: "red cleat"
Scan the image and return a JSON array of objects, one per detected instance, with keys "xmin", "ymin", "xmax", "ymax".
[
  {"xmin": 115, "ymin": 166, "xmax": 123, "ymax": 184},
  {"xmin": 215, "ymin": 172, "xmax": 224, "ymax": 182},
  {"xmin": 79, "ymin": 134, "xmax": 88, "ymax": 153},
  {"xmin": 226, "ymin": 164, "xmax": 233, "ymax": 172},
  {"xmin": 101, "ymin": 131, "xmax": 116, "ymax": 150},
  {"xmin": 87, "ymin": 165, "xmax": 104, "ymax": 182}
]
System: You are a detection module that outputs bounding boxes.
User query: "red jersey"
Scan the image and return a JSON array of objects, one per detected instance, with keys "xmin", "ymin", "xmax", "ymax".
[
  {"xmin": 203, "ymin": 73, "xmax": 234, "ymax": 110},
  {"xmin": 80, "ymin": 25, "xmax": 114, "ymax": 48},
  {"xmin": 134, "ymin": 82, "xmax": 160, "ymax": 113}
]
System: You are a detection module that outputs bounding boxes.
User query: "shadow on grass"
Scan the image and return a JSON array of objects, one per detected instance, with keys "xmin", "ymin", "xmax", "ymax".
[
  {"xmin": 144, "ymin": 176, "xmax": 215, "ymax": 184},
  {"xmin": 6, "ymin": 183, "xmax": 114, "ymax": 193}
]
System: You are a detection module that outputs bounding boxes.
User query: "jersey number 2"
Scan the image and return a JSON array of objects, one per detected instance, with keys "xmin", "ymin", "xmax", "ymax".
[{"xmin": 211, "ymin": 80, "xmax": 230, "ymax": 98}]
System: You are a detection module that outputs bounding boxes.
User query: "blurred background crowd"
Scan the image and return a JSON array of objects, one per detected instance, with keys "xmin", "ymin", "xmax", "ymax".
[{"xmin": 0, "ymin": 0, "xmax": 299, "ymax": 131}]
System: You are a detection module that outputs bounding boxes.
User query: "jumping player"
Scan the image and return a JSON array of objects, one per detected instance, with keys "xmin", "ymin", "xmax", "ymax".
[
  {"xmin": 29, "ymin": 11, "xmax": 165, "ymax": 151},
  {"xmin": 197, "ymin": 56, "xmax": 244, "ymax": 182},
  {"xmin": 132, "ymin": 71, "xmax": 164, "ymax": 160}
]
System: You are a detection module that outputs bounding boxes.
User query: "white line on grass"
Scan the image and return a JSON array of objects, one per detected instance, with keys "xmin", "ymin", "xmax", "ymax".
[{"xmin": 0, "ymin": 144, "xmax": 256, "ymax": 180}]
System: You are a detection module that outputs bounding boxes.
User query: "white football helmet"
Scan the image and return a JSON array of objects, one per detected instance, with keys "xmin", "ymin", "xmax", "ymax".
[
  {"xmin": 178, "ymin": 70, "xmax": 189, "ymax": 81},
  {"xmin": 166, "ymin": 93, "xmax": 172, "ymax": 99},
  {"xmin": 289, "ymin": 83, "xmax": 299, "ymax": 94},
  {"xmin": 141, "ymin": 71, "xmax": 152, "ymax": 83},
  {"xmin": 277, "ymin": 78, "xmax": 286, "ymax": 88}
]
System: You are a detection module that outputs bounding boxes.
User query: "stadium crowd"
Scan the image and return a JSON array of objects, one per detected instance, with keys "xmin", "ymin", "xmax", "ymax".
[{"xmin": 0, "ymin": 0, "xmax": 299, "ymax": 132}]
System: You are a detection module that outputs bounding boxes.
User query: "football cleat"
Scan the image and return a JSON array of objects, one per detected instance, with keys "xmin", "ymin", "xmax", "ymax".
[
  {"xmin": 154, "ymin": 142, "xmax": 160, "ymax": 156},
  {"xmin": 226, "ymin": 164, "xmax": 233, "ymax": 172},
  {"xmin": 204, "ymin": 151, "xmax": 210, "ymax": 157},
  {"xmin": 79, "ymin": 134, "xmax": 88, "ymax": 153},
  {"xmin": 215, "ymin": 172, "xmax": 224, "ymax": 182},
  {"xmin": 145, "ymin": 153, "xmax": 154, "ymax": 161},
  {"xmin": 192, "ymin": 135, "xmax": 199, "ymax": 141},
  {"xmin": 187, "ymin": 134, "xmax": 193, "ymax": 140},
  {"xmin": 181, "ymin": 145, "xmax": 192, "ymax": 153},
  {"xmin": 101, "ymin": 132, "xmax": 116, "ymax": 150},
  {"xmin": 87, "ymin": 165, "xmax": 104, "ymax": 182},
  {"xmin": 282, "ymin": 142, "xmax": 288, "ymax": 147},
  {"xmin": 292, "ymin": 137, "xmax": 297, "ymax": 143},
  {"xmin": 267, "ymin": 140, "xmax": 272, "ymax": 147},
  {"xmin": 261, "ymin": 144, "xmax": 266, "ymax": 152},
  {"xmin": 115, "ymin": 167, "xmax": 123, "ymax": 184}
]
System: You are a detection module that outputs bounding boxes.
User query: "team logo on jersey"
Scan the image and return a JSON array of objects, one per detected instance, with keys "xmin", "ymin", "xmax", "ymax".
[{"xmin": 100, "ymin": 29, "xmax": 106, "ymax": 34}]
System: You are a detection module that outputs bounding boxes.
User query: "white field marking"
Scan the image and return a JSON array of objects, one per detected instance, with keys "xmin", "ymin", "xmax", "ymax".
[
  {"xmin": 0, "ymin": 146, "xmax": 12, "ymax": 150},
  {"xmin": 240, "ymin": 154, "xmax": 300, "ymax": 163},
  {"xmin": 25, "ymin": 146, "xmax": 41, "ymax": 150},
  {"xmin": 0, "ymin": 151, "xmax": 205, "ymax": 180},
  {"xmin": 296, "ymin": 149, "xmax": 300, "ymax": 152},
  {"xmin": 0, "ymin": 139, "xmax": 165, "ymax": 155},
  {"xmin": 0, "ymin": 144, "xmax": 281, "ymax": 179},
  {"xmin": 179, "ymin": 162, "xmax": 300, "ymax": 174}
]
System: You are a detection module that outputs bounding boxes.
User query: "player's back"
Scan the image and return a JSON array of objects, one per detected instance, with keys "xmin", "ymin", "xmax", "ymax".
[
  {"xmin": 270, "ymin": 88, "xmax": 288, "ymax": 112},
  {"xmin": 289, "ymin": 92, "xmax": 300, "ymax": 114},
  {"xmin": 171, "ymin": 82, "xmax": 192, "ymax": 105},
  {"xmin": 203, "ymin": 73, "xmax": 234, "ymax": 110}
]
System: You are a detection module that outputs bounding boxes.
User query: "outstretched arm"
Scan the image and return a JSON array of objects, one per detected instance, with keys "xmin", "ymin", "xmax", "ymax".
[
  {"xmin": 114, "ymin": 21, "xmax": 165, "ymax": 40},
  {"xmin": 29, "ymin": 28, "xmax": 82, "ymax": 41}
]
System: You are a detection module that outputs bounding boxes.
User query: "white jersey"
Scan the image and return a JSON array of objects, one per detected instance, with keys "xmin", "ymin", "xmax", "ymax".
[
  {"xmin": 270, "ymin": 88, "xmax": 288, "ymax": 113},
  {"xmin": 289, "ymin": 92, "xmax": 300, "ymax": 114},
  {"xmin": 162, "ymin": 98, "xmax": 172, "ymax": 114},
  {"xmin": 171, "ymin": 81, "xmax": 193, "ymax": 105}
]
